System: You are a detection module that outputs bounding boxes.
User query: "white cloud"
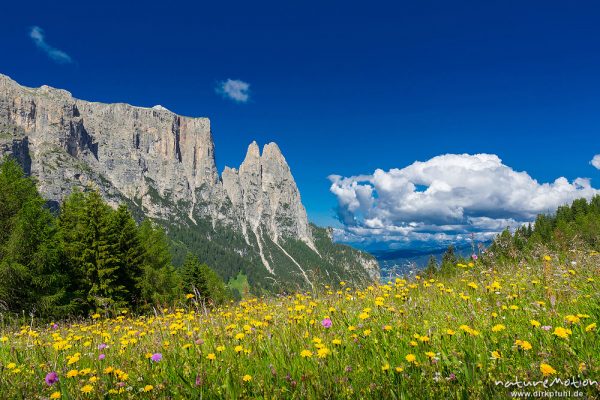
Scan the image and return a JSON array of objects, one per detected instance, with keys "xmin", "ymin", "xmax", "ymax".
[
  {"xmin": 329, "ymin": 153, "xmax": 599, "ymax": 247},
  {"xmin": 216, "ymin": 79, "xmax": 250, "ymax": 103},
  {"xmin": 29, "ymin": 26, "xmax": 73, "ymax": 64},
  {"xmin": 592, "ymin": 154, "xmax": 600, "ymax": 170}
]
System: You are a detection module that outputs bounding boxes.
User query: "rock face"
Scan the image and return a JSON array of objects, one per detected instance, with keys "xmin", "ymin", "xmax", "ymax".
[{"xmin": 0, "ymin": 74, "xmax": 378, "ymax": 290}]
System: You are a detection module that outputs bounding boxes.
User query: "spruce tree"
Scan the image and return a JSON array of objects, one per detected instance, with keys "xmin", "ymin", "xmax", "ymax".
[
  {"xmin": 0, "ymin": 157, "xmax": 73, "ymax": 317},
  {"xmin": 111, "ymin": 205, "xmax": 144, "ymax": 305},
  {"xmin": 179, "ymin": 253, "xmax": 230, "ymax": 305}
]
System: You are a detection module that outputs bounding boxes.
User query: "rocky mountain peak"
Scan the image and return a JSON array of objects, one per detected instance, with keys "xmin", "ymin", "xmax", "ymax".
[{"xmin": 0, "ymin": 73, "xmax": 379, "ymax": 289}]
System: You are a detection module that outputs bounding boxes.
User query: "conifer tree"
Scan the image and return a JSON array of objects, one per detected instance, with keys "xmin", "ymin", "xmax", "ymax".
[
  {"xmin": 111, "ymin": 205, "xmax": 144, "ymax": 305},
  {"xmin": 179, "ymin": 253, "xmax": 230, "ymax": 305}
]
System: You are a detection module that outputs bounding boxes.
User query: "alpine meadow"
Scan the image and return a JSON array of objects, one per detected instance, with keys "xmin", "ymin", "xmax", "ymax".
[{"xmin": 1, "ymin": 2, "xmax": 600, "ymax": 398}]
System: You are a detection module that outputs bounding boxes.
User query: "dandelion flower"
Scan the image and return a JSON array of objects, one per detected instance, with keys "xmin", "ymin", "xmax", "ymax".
[
  {"xmin": 80, "ymin": 384, "xmax": 93, "ymax": 394},
  {"xmin": 552, "ymin": 327, "xmax": 572, "ymax": 339},
  {"xmin": 540, "ymin": 363, "xmax": 557, "ymax": 377},
  {"xmin": 585, "ymin": 323, "xmax": 596, "ymax": 332},
  {"xmin": 300, "ymin": 349, "xmax": 313, "ymax": 358}
]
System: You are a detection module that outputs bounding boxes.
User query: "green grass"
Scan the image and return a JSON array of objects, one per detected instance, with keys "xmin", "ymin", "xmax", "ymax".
[
  {"xmin": 228, "ymin": 272, "xmax": 250, "ymax": 298},
  {"xmin": 0, "ymin": 250, "xmax": 598, "ymax": 399}
]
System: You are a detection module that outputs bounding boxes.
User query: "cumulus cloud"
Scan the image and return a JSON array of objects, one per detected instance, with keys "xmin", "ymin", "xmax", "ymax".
[
  {"xmin": 329, "ymin": 153, "xmax": 599, "ymax": 247},
  {"xmin": 216, "ymin": 79, "xmax": 250, "ymax": 103},
  {"xmin": 29, "ymin": 26, "xmax": 72, "ymax": 64},
  {"xmin": 592, "ymin": 154, "xmax": 600, "ymax": 170}
]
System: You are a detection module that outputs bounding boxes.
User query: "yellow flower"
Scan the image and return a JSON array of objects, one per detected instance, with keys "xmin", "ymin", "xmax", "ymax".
[
  {"xmin": 300, "ymin": 349, "xmax": 313, "ymax": 358},
  {"xmin": 363, "ymin": 329, "xmax": 371, "ymax": 336},
  {"xmin": 50, "ymin": 392, "xmax": 61, "ymax": 399},
  {"xmin": 543, "ymin": 255, "xmax": 551, "ymax": 261},
  {"xmin": 515, "ymin": 340, "xmax": 532, "ymax": 351},
  {"xmin": 216, "ymin": 345, "xmax": 226, "ymax": 352},
  {"xmin": 491, "ymin": 324, "xmax": 506, "ymax": 332},
  {"xmin": 358, "ymin": 312, "xmax": 370, "ymax": 320},
  {"xmin": 242, "ymin": 374, "xmax": 252, "ymax": 382},
  {"xmin": 143, "ymin": 385, "xmax": 154, "ymax": 392},
  {"xmin": 91, "ymin": 313, "xmax": 101, "ymax": 319},
  {"xmin": 540, "ymin": 363, "xmax": 557, "ymax": 377},
  {"xmin": 235, "ymin": 333, "xmax": 245, "ymax": 340},
  {"xmin": 332, "ymin": 338, "xmax": 342, "ymax": 345},
  {"xmin": 381, "ymin": 364, "xmax": 390, "ymax": 371},
  {"xmin": 530, "ymin": 320, "xmax": 541, "ymax": 327},
  {"xmin": 0, "ymin": 336, "xmax": 8, "ymax": 343},
  {"xmin": 234, "ymin": 345, "xmax": 243, "ymax": 353},
  {"xmin": 67, "ymin": 355, "xmax": 80, "ymax": 365},
  {"xmin": 207, "ymin": 353, "xmax": 216, "ymax": 360},
  {"xmin": 585, "ymin": 323, "xmax": 596, "ymax": 332},
  {"xmin": 395, "ymin": 367, "xmax": 404, "ymax": 373},
  {"xmin": 67, "ymin": 369, "xmax": 79, "ymax": 378},
  {"xmin": 425, "ymin": 351, "xmax": 435, "ymax": 359},
  {"xmin": 88, "ymin": 376, "xmax": 98, "ymax": 383},
  {"xmin": 80, "ymin": 385, "xmax": 94, "ymax": 394},
  {"xmin": 491, "ymin": 350, "xmax": 501, "ymax": 359},
  {"xmin": 6, "ymin": 362, "xmax": 16, "ymax": 370},
  {"xmin": 553, "ymin": 327, "xmax": 572, "ymax": 339},
  {"xmin": 565, "ymin": 315, "xmax": 580, "ymax": 324},
  {"xmin": 459, "ymin": 325, "xmax": 480, "ymax": 336},
  {"xmin": 317, "ymin": 347, "xmax": 331, "ymax": 358},
  {"xmin": 185, "ymin": 293, "xmax": 195, "ymax": 299},
  {"xmin": 405, "ymin": 354, "xmax": 416, "ymax": 363},
  {"xmin": 445, "ymin": 329, "xmax": 456, "ymax": 336},
  {"xmin": 103, "ymin": 367, "xmax": 114, "ymax": 374},
  {"xmin": 467, "ymin": 282, "xmax": 478, "ymax": 290}
]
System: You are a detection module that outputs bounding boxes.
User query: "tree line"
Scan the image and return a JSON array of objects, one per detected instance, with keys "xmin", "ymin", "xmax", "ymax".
[
  {"xmin": 488, "ymin": 195, "xmax": 600, "ymax": 261},
  {"xmin": 0, "ymin": 157, "xmax": 230, "ymax": 319},
  {"xmin": 419, "ymin": 195, "xmax": 600, "ymax": 277}
]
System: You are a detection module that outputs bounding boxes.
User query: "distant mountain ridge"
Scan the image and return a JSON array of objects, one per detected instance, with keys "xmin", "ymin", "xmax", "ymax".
[{"xmin": 0, "ymin": 73, "xmax": 379, "ymax": 292}]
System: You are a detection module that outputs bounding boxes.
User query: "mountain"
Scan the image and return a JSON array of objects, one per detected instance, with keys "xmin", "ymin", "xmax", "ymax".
[
  {"xmin": 0, "ymin": 74, "xmax": 378, "ymax": 293},
  {"xmin": 373, "ymin": 243, "xmax": 477, "ymax": 281}
]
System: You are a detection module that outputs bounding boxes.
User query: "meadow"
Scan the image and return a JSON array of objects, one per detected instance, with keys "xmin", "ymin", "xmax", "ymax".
[{"xmin": 0, "ymin": 251, "xmax": 598, "ymax": 399}]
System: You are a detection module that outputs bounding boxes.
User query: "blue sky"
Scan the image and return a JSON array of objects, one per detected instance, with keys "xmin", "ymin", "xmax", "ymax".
[{"xmin": 1, "ymin": 0, "xmax": 599, "ymax": 249}]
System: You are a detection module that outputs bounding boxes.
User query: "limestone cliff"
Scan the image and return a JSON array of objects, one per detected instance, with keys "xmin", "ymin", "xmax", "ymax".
[{"xmin": 0, "ymin": 74, "xmax": 379, "ymax": 290}]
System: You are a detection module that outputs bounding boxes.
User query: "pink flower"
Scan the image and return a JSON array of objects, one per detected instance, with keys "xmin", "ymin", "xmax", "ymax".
[
  {"xmin": 98, "ymin": 354, "xmax": 105, "ymax": 360},
  {"xmin": 98, "ymin": 343, "xmax": 107, "ymax": 350},
  {"xmin": 45, "ymin": 372, "xmax": 58, "ymax": 386},
  {"xmin": 321, "ymin": 318, "xmax": 332, "ymax": 328},
  {"xmin": 151, "ymin": 353, "xmax": 162, "ymax": 362}
]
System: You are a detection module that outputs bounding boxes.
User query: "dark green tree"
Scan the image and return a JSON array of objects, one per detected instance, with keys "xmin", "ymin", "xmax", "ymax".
[
  {"xmin": 0, "ymin": 157, "xmax": 73, "ymax": 317},
  {"xmin": 423, "ymin": 255, "xmax": 438, "ymax": 277},
  {"xmin": 137, "ymin": 219, "xmax": 179, "ymax": 306},
  {"xmin": 111, "ymin": 205, "xmax": 145, "ymax": 305},
  {"xmin": 179, "ymin": 253, "xmax": 230, "ymax": 306}
]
